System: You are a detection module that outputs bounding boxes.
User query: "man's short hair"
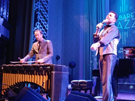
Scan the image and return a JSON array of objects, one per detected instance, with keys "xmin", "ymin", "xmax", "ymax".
[
  {"xmin": 35, "ymin": 29, "xmax": 42, "ymax": 34},
  {"xmin": 110, "ymin": 11, "xmax": 118, "ymax": 21}
]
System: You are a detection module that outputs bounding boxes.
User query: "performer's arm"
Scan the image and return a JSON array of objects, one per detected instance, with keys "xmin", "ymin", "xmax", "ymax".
[
  {"xmin": 20, "ymin": 45, "xmax": 35, "ymax": 63},
  {"xmin": 99, "ymin": 26, "xmax": 119, "ymax": 46},
  {"xmin": 91, "ymin": 23, "xmax": 103, "ymax": 51},
  {"xmin": 37, "ymin": 40, "xmax": 53, "ymax": 63},
  {"xmin": 93, "ymin": 29, "xmax": 100, "ymax": 43}
]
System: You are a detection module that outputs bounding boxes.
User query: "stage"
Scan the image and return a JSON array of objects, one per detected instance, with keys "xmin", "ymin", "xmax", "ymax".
[
  {"xmin": 68, "ymin": 84, "xmax": 135, "ymax": 101},
  {"xmin": 95, "ymin": 93, "xmax": 135, "ymax": 101}
]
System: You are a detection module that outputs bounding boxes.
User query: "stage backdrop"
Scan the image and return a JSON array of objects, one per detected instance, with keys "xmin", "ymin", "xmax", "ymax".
[
  {"xmin": 110, "ymin": 0, "xmax": 135, "ymax": 58},
  {"xmin": 110, "ymin": 0, "xmax": 135, "ymax": 93}
]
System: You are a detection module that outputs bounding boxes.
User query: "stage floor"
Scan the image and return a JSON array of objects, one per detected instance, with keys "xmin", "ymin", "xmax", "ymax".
[
  {"xmin": 68, "ymin": 84, "xmax": 135, "ymax": 101},
  {"xmin": 95, "ymin": 93, "xmax": 135, "ymax": 101}
]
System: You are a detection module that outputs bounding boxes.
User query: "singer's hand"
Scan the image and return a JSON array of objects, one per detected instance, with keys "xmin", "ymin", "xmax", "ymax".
[
  {"xmin": 90, "ymin": 42, "xmax": 100, "ymax": 51},
  {"xmin": 96, "ymin": 23, "xmax": 103, "ymax": 30},
  {"xmin": 102, "ymin": 19, "xmax": 109, "ymax": 24}
]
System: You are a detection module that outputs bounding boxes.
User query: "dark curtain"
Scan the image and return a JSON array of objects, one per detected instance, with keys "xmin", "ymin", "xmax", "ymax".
[{"xmin": 6, "ymin": 0, "xmax": 35, "ymax": 63}]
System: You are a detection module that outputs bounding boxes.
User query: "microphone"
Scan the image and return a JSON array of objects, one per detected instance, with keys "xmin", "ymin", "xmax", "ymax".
[
  {"xmin": 96, "ymin": 19, "xmax": 109, "ymax": 29},
  {"xmin": 102, "ymin": 19, "xmax": 109, "ymax": 24}
]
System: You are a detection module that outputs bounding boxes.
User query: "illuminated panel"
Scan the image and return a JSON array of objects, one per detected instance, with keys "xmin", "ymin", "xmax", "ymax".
[
  {"xmin": 110, "ymin": 0, "xmax": 135, "ymax": 58},
  {"xmin": 110, "ymin": 0, "xmax": 135, "ymax": 93},
  {"xmin": 0, "ymin": 0, "xmax": 10, "ymax": 20},
  {"xmin": 33, "ymin": 0, "xmax": 49, "ymax": 42}
]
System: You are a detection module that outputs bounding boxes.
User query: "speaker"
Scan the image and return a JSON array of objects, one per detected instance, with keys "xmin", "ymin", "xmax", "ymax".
[
  {"xmin": 65, "ymin": 91, "xmax": 97, "ymax": 101},
  {"xmin": 13, "ymin": 87, "xmax": 47, "ymax": 101},
  {"xmin": 0, "ymin": 98, "xmax": 6, "ymax": 101}
]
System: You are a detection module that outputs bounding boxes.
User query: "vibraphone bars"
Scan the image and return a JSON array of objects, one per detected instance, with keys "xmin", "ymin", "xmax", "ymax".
[{"xmin": 0, "ymin": 63, "xmax": 69, "ymax": 101}]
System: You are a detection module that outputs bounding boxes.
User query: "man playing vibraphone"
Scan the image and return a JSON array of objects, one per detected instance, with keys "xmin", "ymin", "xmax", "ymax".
[{"xmin": 20, "ymin": 29, "xmax": 53, "ymax": 64}]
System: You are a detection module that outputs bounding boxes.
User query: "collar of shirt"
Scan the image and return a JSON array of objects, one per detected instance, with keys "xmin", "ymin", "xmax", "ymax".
[{"xmin": 38, "ymin": 38, "xmax": 45, "ymax": 44}]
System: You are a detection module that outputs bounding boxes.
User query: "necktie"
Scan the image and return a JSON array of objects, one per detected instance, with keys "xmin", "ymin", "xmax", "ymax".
[{"xmin": 38, "ymin": 41, "xmax": 41, "ymax": 51}]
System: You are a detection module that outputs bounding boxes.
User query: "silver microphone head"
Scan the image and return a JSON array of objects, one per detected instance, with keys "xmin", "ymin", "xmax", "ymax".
[{"xmin": 102, "ymin": 19, "xmax": 109, "ymax": 24}]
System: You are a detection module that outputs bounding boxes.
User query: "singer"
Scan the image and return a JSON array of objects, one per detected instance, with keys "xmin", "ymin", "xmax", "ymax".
[{"xmin": 91, "ymin": 11, "xmax": 121, "ymax": 101}]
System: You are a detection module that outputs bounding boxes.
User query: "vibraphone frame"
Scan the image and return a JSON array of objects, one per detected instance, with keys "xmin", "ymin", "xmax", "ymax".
[{"xmin": 0, "ymin": 64, "xmax": 69, "ymax": 101}]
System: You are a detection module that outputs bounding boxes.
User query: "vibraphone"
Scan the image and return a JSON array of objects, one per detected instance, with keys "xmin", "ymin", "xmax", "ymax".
[{"xmin": 0, "ymin": 64, "xmax": 69, "ymax": 101}]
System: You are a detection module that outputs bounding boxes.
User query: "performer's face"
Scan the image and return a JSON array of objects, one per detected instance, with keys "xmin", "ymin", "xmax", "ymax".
[
  {"xmin": 106, "ymin": 12, "xmax": 116, "ymax": 24},
  {"xmin": 34, "ymin": 30, "xmax": 43, "ymax": 41}
]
